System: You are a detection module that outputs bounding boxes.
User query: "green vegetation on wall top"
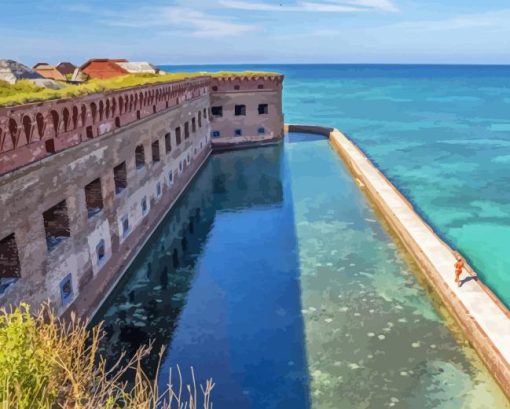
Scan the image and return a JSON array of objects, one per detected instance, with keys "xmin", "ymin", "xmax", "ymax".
[{"xmin": 0, "ymin": 71, "xmax": 281, "ymax": 107}]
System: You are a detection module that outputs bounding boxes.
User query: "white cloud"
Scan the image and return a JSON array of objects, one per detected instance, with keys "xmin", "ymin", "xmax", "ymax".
[
  {"xmin": 100, "ymin": 6, "xmax": 257, "ymax": 37},
  {"xmin": 347, "ymin": 0, "xmax": 398, "ymax": 12},
  {"xmin": 219, "ymin": 0, "xmax": 398, "ymax": 13}
]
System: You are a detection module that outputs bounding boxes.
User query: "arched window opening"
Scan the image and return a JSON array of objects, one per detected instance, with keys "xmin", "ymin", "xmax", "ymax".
[
  {"xmin": 36, "ymin": 113, "xmax": 45, "ymax": 139},
  {"xmin": 8, "ymin": 119, "xmax": 18, "ymax": 145},
  {"xmin": 99, "ymin": 101, "xmax": 104, "ymax": 121},
  {"xmin": 72, "ymin": 106, "xmax": 79, "ymax": 130},
  {"xmin": 62, "ymin": 108, "xmax": 70, "ymax": 132},
  {"xmin": 90, "ymin": 103, "xmax": 97, "ymax": 124},
  {"xmin": 22, "ymin": 115, "xmax": 32, "ymax": 141},
  {"xmin": 81, "ymin": 105, "xmax": 87, "ymax": 127},
  {"xmin": 50, "ymin": 110, "xmax": 59, "ymax": 135}
]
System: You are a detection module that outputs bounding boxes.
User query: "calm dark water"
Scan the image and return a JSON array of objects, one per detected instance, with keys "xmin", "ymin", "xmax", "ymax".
[
  {"xmin": 162, "ymin": 64, "xmax": 510, "ymax": 308},
  {"xmin": 95, "ymin": 134, "xmax": 508, "ymax": 408}
]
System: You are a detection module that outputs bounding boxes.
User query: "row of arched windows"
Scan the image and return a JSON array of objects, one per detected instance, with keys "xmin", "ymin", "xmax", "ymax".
[{"xmin": 1, "ymin": 80, "xmax": 209, "ymax": 151}]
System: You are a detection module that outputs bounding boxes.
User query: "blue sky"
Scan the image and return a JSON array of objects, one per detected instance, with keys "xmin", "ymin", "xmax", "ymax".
[{"xmin": 1, "ymin": 0, "xmax": 510, "ymax": 66}]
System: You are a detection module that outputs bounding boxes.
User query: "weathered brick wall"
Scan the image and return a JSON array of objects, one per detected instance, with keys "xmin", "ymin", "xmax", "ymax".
[
  {"xmin": 0, "ymin": 93, "xmax": 211, "ymax": 316},
  {"xmin": 209, "ymin": 75, "xmax": 284, "ymax": 140},
  {"xmin": 0, "ymin": 76, "xmax": 210, "ymax": 176}
]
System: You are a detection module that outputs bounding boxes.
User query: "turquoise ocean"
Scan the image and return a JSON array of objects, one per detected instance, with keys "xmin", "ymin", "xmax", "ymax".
[{"xmin": 163, "ymin": 64, "xmax": 510, "ymax": 308}]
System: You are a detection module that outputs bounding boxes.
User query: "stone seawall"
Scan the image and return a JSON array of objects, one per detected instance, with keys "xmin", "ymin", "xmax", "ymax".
[{"xmin": 286, "ymin": 124, "xmax": 510, "ymax": 399}]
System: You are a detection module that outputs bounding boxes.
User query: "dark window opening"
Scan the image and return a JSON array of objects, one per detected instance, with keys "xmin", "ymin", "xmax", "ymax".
[
  {"xmin": 60, "ymin": 274, "xmax": 74, "ymax": 306},
  {"xmin": 115, "ymin": 117, "xmax": 121, "ymax": 128},
  {"xmin": 235, "ymin": 105, "xmax": 246, "ymax": 116},
  {"xmin": 258, "ymin": 127, "xmax": 266, "ymax": 135},
  {"xmin": 258, "ymin": 84, "xmax": 264, "ymax": 89},
  {"xmin": 86, "ymin": 126, "xmax": 94, "ymax": 139},
  {"xmin": 43, "ymin": 200, "xmax": 71, "ymax": 251},
  {"xmin": 0, "ymin": 233, "xmax": 21, "ymax": 292},
  {"xmin": 234, "ymin": 85, "xmax": 240, "ymax": 90},
  {"xmin": 258, "ymin": 104, "xmax": 269, "ymax": 115},
  {"xmin": 45, "ymin": 139, "xmax": 56, "ymax": 154},
  {"xmin": 113, "ymin": 162, "xmax": 127, "ymax": 194},
  {"xmin": 168, "ymin": 171, "xmax": 174, "ymax": 185},
  {"xmin": 85, "ymin": 178, "xmax": 104, "ymax": 218},
  {"xmin": 165, "ymin": 132, "xmax": 172, "ymax": 153},
  {"xmin": 211, "ymin": 106, "xmax": 223, "ymax": 117},
  {"xmin": 153, "ymin": 105, "xmax": 156, "ymax": 114},
  {"xmin": 135, "ymin": 145, "xmax": 145, "ymax": 169},
  {"xmin": 203, "ymin": 108, "xmax": 207, "ymax": 119},
  {"xmin": 211, "ymin": 130, "xmax": 221, "ymax": 138},
  {"xmin": 136, "ymin": 110, "xmax": 141, "ymax": 120},
  {"xmin": 192, "ymin": 117, "xmax": 196, "ymax": 133},
  {"xmin": 184, "ymin": 122, "xmax": 190, "ymax": 139},
  {"xmin": 96, "ymin": 240, "xmax": 105, "ymax": 264},
  {"xmin": 121, "ymin": 216, "xmax": 129, "ymax": 237},
  {"xmin": 152, "ymin": 140, "xmax": 160, "ymax": 163},
  {"xmin": 176, "ymin": 127, "xmax": 182, "ymax": 145},
  {"xmin": 198, "ymin": 112, "xmax": 202, "ymax": 128},
  {"xmin": 212, "ymin": 86, "xmax": 218, "ymax": 91},
  {"xmin": 156, "ymin": 182, "xmax": 162, "ymax": 197},
  {"xmin": 141, "ymin": 196, "xmax": 148, "ymax": 215},
  {"xmin": 235, "ymin": 129, "xmax": 242, "ymax": 137}
]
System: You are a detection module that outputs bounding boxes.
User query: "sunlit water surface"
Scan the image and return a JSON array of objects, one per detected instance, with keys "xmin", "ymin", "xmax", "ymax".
[
  {"xmin": 164, "ymin": 64, "xmax": 510, "ymax": 308},
  {"xmin": 95, "ymin": 134, "xmax": 508, "ymax": 408}
]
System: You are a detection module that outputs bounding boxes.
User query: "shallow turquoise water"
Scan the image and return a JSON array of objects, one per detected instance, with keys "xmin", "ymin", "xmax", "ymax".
[
  {"xmin": 165, "ymin": 64, "xmax": 510, "ymax": 308},
  {"xmin": 95, "ymin": 135, "xmax": 508, "ymax": 408}
]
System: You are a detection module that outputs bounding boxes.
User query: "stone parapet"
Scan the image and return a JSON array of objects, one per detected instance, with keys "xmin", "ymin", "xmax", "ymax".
[
  {"xmin": 210, "ymin": 74, "xmax": 283, "ymax": 93},
  {"xmin": 0, "ymin": 76, "xmax": 210, "ymax": 176}
]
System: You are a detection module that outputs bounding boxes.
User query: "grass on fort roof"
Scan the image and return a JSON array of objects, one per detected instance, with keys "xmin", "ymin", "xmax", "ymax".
[{"xmin": 0, "ymin": 71, "xmax": 280, "ymax": 107}]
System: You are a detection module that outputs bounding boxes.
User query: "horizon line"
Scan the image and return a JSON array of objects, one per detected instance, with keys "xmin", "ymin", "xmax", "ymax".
[{"xmin": 161, "ymin": 62, "xmax": 510, "ymax": 67}]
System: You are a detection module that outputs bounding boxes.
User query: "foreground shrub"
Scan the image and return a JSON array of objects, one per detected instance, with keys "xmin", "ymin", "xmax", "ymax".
[{"xmin": 0, "ymin": 304, "xmax": 214, "ymax": 408}]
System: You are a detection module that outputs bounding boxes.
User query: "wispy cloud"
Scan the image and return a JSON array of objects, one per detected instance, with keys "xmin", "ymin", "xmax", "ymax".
[
  {"xmin": 100, "ymin": 6, "xmax": 257, "ymax": 37},
  {"xmin": 387, "ymin": 9, "xmax": 510, "ymax": 32},
  {"xmin": 219, "ymin": 0, "xmax": 398, "ymax": 13}
]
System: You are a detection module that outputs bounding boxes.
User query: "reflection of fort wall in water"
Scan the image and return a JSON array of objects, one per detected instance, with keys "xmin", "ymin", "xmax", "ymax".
[{"xmin": 93, "ymin": 145, "xmax": 285, "ymax": 374}]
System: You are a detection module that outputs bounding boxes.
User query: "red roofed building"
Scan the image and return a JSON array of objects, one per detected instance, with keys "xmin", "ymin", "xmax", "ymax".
[{"xmin": 80, "ymin": 59, "xmax": 129, "ymax": 80}]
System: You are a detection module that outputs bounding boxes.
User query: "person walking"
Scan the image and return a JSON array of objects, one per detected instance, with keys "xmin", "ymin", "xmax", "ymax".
[{"xmin": 454, "ymin": 253, "xmax": 465, "ymax": 287}]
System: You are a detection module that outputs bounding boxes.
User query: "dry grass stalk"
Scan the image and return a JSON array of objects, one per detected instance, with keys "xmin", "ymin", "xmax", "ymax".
[{"xmin": 0, "ymin": 303, "xmax": 214, "ymax": 409}]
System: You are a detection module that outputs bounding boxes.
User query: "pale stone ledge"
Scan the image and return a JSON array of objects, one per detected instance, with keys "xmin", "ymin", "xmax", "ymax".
[{"xmin": 286, "ymin": 123, "xmax": 510, "ymax": 399}]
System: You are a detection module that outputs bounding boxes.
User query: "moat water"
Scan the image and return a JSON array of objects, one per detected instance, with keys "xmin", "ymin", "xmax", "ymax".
[
  {"xmin": 166, "ymin": 64, "xmax": 510, "ymax": 309},
  {"xmin": 95, "ymin": 134, "xmax": 508, "ymax": 408}
]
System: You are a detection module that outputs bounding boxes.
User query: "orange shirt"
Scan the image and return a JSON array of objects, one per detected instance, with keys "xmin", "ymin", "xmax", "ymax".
[{"xmin": 455, "ymin": 259, "xmax": 464, "ymax": 273}]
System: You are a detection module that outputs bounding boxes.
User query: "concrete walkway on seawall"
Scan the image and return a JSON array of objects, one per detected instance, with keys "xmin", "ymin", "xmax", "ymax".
[{"xmin": 287, "ymin": 124, "xmax": 510, "ymax": 398}]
